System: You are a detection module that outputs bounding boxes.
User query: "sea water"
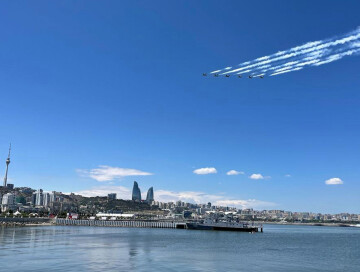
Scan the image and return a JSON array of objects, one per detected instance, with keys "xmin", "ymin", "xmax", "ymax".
[{"xmin": 0, "ymin": 224, "xmax": 359, "ymax": 271}]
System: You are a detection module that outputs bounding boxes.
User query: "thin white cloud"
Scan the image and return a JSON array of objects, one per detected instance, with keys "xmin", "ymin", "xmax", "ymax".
[
  {"xmin": 285, "ymin": 174, "xmax": 292, "ymax": 178},
  {"xmin": 193, "ymin": 167, "xmax": 217, "ymax": 175},
  {"xmin": 249, "ymin": 173, "xmax": 264, "ymax": 180},
  {"xmin": 226, "ymin": 170, "xmax": 245, "ymax": 176},
  {"xmin": 154, "ymin": 190, "xmax": 222, "ymax": 203},
  {"xmin": 74, "ymin": 185, "xmax": 131, "ymax": 199},
  {"xmin": 325, "ymin": 177, "xmax": 343, "ymax": 185},
  {"xmin": 77, "ymin": 165, "xmax": 153, "ymax": 182},
  {"xmin": 215, "ymin": 199, "xmax": 276, "ymax": 209},
  {"xmin": 155, "ymin": 190, "xmax": 275, "ymax": 209}
]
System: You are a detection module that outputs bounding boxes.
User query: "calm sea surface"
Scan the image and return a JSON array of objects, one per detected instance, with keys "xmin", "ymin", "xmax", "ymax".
[{"xmin": 0, "ymin": 224, "xmax": 359, "ymax": 271}]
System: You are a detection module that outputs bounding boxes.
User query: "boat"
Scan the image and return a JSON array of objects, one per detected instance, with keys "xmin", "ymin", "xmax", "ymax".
[
  {"xmin": 186, "ymin": 218, "xmax": 262, "ymax": 232},
  {"xmin": 349, "ymin": 224, "xmax": 360, "ymax": 228}
]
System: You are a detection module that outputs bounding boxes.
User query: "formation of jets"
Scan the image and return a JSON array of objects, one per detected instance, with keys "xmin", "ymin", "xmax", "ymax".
[{"xmin": 202, "ymin": 73, "xmax": 264, "ymax": 79}]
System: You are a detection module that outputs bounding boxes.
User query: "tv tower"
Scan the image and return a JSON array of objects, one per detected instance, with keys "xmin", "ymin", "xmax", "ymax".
[{"xmin": 3, "ymin": 143, "xmax": 11, "ymax": 187}]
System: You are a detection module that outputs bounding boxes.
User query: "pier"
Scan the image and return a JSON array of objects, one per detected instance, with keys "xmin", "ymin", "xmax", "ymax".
[
  {"xmin": 55, "ymin": 219, "xmax": 262, "ymax": 232},
  {"xmin": 55, "ymin": 219, "xmax": 186, "ymax": 229},
  {"xmin": 0, "ymin": 218, "xmax": 262, "ymax": 232}
]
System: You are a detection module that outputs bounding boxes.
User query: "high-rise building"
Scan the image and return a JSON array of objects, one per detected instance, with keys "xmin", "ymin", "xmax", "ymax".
[
  {"xmin": 108, "ymin": 193, "xmax": 117, "ymax": 200},
  {"xmin": 3, "ymin": 144, "xmax": 11, "ymax": 187},
  {"xmin": 43, "ymin": 193, "xmax": 51, "ymax": 207},
  {"xmin": 35, "ymin": 189, "xmax": 44, "ymax": 206},
  {"xmin": 2, "ymin": 193, "xmax": 15, "ymax": 205},
  {"xmin": 146, "ymin": 187, "xmax": 154, "ymax": 203},
  {"xmin": 50, "ymin": 191, "xmax": 58, "ymax": 203},
  {"xmin": 31, "ymin": 192, "xmax": 37, "ymax": 206},
  {"xmin": 1, "ymin": 192, "xmax": 16, "ymax": 212},
  {"xmin": 132, "ymin": 181, "xmax": 141, "ymax": 202}
]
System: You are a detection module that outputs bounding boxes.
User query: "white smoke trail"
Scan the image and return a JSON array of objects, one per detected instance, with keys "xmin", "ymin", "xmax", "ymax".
[
  {"xmin": 270, "ymin": 67, "xmax": 303, "ymax": 76},
  {"xmin": 313, "ymin": 48, "xmax": 360, "ymax": 66},
  {"xmin": 263, "ymin": 43, "xmax": 360, "ymax": 74},
  {"xmin": 236, "ymin": 69, "xmax": 251, "ymax": 75},
  {"xmin": 227, "ymin": 34, "xmax": 358, "ymax": 74},
  {"xmin": 210, "ymin": 69, "xmax": 222, "ymax": 74},
  {"xmin": 210, "ymin": 27, "xmax": 360, "ymax": 77}
]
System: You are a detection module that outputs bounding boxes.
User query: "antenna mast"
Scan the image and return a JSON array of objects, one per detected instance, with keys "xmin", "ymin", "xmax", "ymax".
[{"xmin": 3, "ymin": 143, "xmax": 11, "ymax": 187}]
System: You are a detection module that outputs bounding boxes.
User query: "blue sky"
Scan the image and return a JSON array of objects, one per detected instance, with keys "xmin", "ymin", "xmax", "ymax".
[{"xmin": 1, "ymin": 1, "xmax": 360, "ymax": 213}]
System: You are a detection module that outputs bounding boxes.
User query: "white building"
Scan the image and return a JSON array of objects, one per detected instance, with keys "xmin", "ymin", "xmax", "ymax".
[
  {"xmin": 1, "ymin": 193, "xmax": 16, "ymax": 212},
  {"xmin": 35, "ymin": 189, "xmax": 43, "ymax": 206},
  {"xmin": 50, "ymin": 192, "xmax": 56, "ymax": 203},
  {"xmin": 2, "ymin": 193, "xmax": 15, "ymax": 205}
]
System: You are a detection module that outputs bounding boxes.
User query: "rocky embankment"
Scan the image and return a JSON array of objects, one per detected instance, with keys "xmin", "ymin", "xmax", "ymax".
[{"xmin": 0, "ymin": 217, "xmax": 52, "ymax": 227}]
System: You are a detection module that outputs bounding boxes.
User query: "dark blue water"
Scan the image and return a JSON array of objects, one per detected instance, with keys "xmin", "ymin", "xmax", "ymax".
[{"xmin": 0, "ymin": 224, "xmax": 359, "ymax": 271}]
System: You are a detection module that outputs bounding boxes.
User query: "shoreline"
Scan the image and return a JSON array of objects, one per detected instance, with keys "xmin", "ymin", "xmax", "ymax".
[
  {"xmin": 259, "ymin": 221, "xmax": 359, "ymax": 227},
  {"xmin": 1, "ymin": 221, "xmax": 54, "ymax": 227},
  {"xmin": 1, "ymin": 218, "xmax": 359, "ymax": 229}
]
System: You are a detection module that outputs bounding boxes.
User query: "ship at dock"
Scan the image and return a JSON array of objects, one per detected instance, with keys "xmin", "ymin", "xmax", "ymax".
[{"xmin": 186, "ymin": 218, "xmax": 263, "ymax": 232}]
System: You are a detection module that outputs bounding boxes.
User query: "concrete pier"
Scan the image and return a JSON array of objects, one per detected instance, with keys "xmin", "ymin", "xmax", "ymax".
[
  {"xmin": 55, "ymin": 219, "xmax": 262, "ymax": 232},
  {"xmin": 55, "ymin": 219, "xmax": 181, "ymax": 229}
]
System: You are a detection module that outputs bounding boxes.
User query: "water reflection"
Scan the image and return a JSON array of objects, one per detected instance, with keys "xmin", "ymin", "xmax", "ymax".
[{"xmin": 0, "ymin": 225, "xmax": 359, "ymax": 272}]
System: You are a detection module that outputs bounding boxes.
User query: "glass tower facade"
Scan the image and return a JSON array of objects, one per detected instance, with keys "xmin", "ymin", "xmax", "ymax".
[
  {"xmin": 146, "ymin": 187, "xmax": 154, "ymax": 203},
  {"xmin": 132, "ymin": 181, "xmax": 141, "ymax": 202}
]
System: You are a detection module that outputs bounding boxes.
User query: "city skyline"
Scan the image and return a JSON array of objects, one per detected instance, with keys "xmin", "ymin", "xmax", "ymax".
[
  {"xmin": 1, "ymin": 149, "xmax": 356, "ymax": 213},
  {"xmin": 3, "ymin": 181, "xmax": 360, "ymax": 222},
  {"xmin": 0, "ymin": 144, "xmax": 358, "ymax": 219},
  {"xmin": 1, "ymin": 1, "xmax": 360, "ymax": 214}
]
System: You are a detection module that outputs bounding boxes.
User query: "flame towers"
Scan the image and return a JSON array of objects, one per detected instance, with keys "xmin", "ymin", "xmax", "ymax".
[
  {"xmin": 132, "ymin": 181, "xmax": 141, "ymax": 202},
  {"xmin": 132, "ymin": 181, "xmax": 154, "ymax": 203},
  {"xmin": 146, "ymin": 187, "xmax": 154, "ymax": 203}
]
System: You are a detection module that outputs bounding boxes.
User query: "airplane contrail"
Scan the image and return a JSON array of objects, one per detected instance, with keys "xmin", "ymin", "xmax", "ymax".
[{"xmin": 208, "ymin": 27, "xmax": 360, "ymax": 77}]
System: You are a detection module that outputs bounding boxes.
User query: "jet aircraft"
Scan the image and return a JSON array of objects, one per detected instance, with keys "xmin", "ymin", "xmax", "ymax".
[{"xmin": 202, "ymin": 73, "xmax": 264, "ymax": 79}]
